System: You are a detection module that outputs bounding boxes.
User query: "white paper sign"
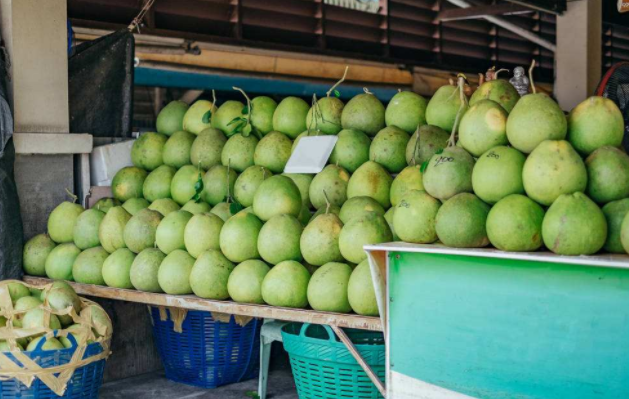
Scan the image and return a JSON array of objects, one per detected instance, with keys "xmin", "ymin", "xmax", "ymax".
[{"xmin": 284, "ymin": 136, "xmax": 338, "ymax": 174}]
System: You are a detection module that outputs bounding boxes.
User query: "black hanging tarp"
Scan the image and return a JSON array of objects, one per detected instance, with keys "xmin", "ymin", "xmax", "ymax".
[
  {"xmin": 0, "ymin": 51, "xmax": 24, "ymax": 280},
  {"xmin": 69, "ymin": 30, "xmax": 135, "ymax": 138}
]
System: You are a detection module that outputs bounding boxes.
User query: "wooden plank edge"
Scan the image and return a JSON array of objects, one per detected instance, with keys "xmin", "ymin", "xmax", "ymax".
[
  {"xmin": 24, "ymin": 277, "xmax": 382, "ymax": 332},
  {"xmin": 14, "ymin": 133, "xmax": 93, "ymax": 155}
]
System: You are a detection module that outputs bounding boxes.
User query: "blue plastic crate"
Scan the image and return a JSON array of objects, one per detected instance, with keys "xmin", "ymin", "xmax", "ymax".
[
  {"xmin": 0, "ymin": 335, "xmax": 107, "ymax": 399},
  {"xmin": 149, "ymin": 307, "xmax": 261, "ymax": 389}
]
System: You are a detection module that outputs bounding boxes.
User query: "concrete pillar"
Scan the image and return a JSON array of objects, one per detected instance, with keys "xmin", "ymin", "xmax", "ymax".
[
  {"xmin": 0, "ymin": 0, "xmax": 74, "ymax": 238},
  {"xmin": 555, "ymin": 0, "xmax": 602, "ymax": 111}
]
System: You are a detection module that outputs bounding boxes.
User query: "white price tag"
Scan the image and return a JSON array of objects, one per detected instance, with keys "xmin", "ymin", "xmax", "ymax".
[{"xmin": 284, "ymin": 136, "xmax": 338, "ymax": 174}]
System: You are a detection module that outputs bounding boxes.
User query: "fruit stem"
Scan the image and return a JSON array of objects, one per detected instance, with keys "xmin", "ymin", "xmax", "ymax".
[
  {"xmin": 494, "ymin": 68, "xmax": 509, "ymax": 79},
  {"xmin": 411, "ymin": 126, "xmax": 421, "ymax": 166},
  {"xmin": 212, "ymin": 89, "xmax": 217, "ymax": 108},
  {"xmin": 528, "ymin": 60, "xmax": 537, "ymax": 94},
  {"xmin": 65, "ymin": 188, "xmax": 78, "ymax": 204},
  {"xmin": 233, "ymin": 86, "xmax": 253, "ymax": 132},
  {"xmin": 363, "ymin": 87, "xmax": 374, "ymax": 95},
  {"xmin": 447, "ymin": 74, "xmax": 468, "ymax": 147},
  {"xmin": 308, "ymin": 94, "xmax": 321, "ymax": 135},
  {"xmin": 323, "ymin": 190, "xmax": 331, "ymax": 215},
  {"xmin": 326, "ymin": 66, "xmax": 349, "ymax": 98}
]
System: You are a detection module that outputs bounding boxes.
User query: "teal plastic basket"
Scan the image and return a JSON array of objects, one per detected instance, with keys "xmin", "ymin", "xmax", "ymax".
[{"xmin": 281, "ymin": 323, "xmax": 385, "ymax": 399}]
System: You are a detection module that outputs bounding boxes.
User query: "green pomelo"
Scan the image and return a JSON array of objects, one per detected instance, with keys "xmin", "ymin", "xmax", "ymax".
[
  {"xmin": 184, "ymin": 213, "xmax": 224, "ymax": 258},
  {"xmin": 425, "ymin": 85, "xmax": 469, "ymax": 132},
  {"xmin": 283, "ymin": 173, "xmax": 313, "ymax": 208},
  {"xmin": 291, "ymin": 130, "xmax": 323, "ymax": 153},
  {"xmin": 221, "ymin": 133, "xmax": 259, "ymax": 173},
  {"xmin": 385, "ymin": 91, "xmax": 427, "ymax": 133},
  {"xmin": 250, "ymin": 96, "xmax": 277, "ymax": 136},
  {"xmin": 329, "ymin": 129, "xmax": 371, "ymax": 173},
  {"xmin": 182, "ymin": 99, "xmax": 217, "ymax": 135},
  {"xmin": 181, "ymin": 200, "xmax": 211, "ymax": 215},
  {"xmin": 155, "ymin": 210, "xmax": 193, "ymax": 254},
  {"xmin": 23, "ymin": 234, "xmax": 56, "ymax": 276},
  {"xmin": 298, "ymin": 204, "xmax": 312, "ymax": 226},
  {"xmin": 309, "ymin": 205, "xmax": 340, "ymax": 222},
  {"xmin": 348, "ymin": 260, "xmax": 379, "ymax": 316},
  {"xmin": 506, "ymin": 93, "xmax": 567, "ymax": 154},
  {"xmin": 586, "ymin": 146, "xmax": 629, "ymax": 204},
  {"xmin": 347, "ymin": 161, "xmax": 393, "ymax": 208},
  {"xmin": 48, "ymin": 202, "xmax": 84, "ymax": 244},
  {"xmin": 210, "ymin": 202, "xmax": 236, "ymax": 222},
  {"xmin": 472, "ymin": 146, "xmax": 526, "ymax": 204},
  {"xmin": 369, "ymin": 126, "xmax": 410, "ymax": 173},
  {"xmin": 41, "ymin": 280, "xmax": 75, "ymax": 298},
  {"xmin": 227, "ymin": 260, "xmax": 270, "ymax": 304},
  {"xmin": 469, "ymin": 79, "xmax": 520, "ymax": 113},
  {"xmin": 122, "ymin": 198, "xmax": 149, "ymax": 216},
  {"xmin": 341, "ymin": 93, "xmax": 385, "ymax": 136},
  {"xmin": 211, "ymin": 100, "xmax": 245, "ymax": 136},
  {"xmin": 190, "ymin": 128, "xmax": 226, "ymax": 170},
  {"xmin": 45, "ymin": 287, "xmax": 81, "ymax": 327},
  {"xmin": 0, "ymin": 341, "xmax": 23, "ymax": 351},
  {"xmin": 258, "ymin": 214, "xmax": 303, "ymax": 265},
  {"xmin": 189, "ymin": 249, "xmax": 234, "ymax": 299},
  {"xmin": 254, "ymin": 131, "xmax": 292, "ymax": 173},
  {"xmin": 80, "ymin": 304, "xmax": 112, "ymax": 337},
  {"xmin": 156, "ymin": 100, "xmax": 189, "ymax": 136},
  {"xmin": 273, "ymin": 97, "xmax": 309, "ymax": 139},
  {"xmin": 22, "ymin": 308, "xmax": 61, "ymax": 330},
  {"xmin": 339, "ymin": 196, "xmax": 385, "ymax": 224},
  {"xmin": 458, "ymin": 99, "xmax": 508, "ymax": 157},
  {"xmin": 148, "ymin": 198, "xmax": 180, "ymax": 217},
  {"xmin": 435, "ymin": 193, "xmax": 490, "ymax": 248},
  {"xmin": 620, "ymin": 211, "xmax": 629, "ymax": 254},
  {"xmin": 44, "ymin": 243, "xmax": 80, "ymax": 280},
  {"xmin": 601, "ymin": 199, "xmax": 629, "ymax": 253},
  {"xmin": 522, "ymin": 140, "xmax": 587, "ymax": 206},
  {"xmin": 73, "ymin": 209, "xmax": 105, "ymax": 250},
  {"xmin": 14, "ymin": 296, "xmax": 42, "ymax": 312},
  {"xmin": 542, "ymin": 192, "xmax": 607, "ymax": 255},
  {"xmin": 261, "ymin": 260, "xmax": 310, "ymax": 308},
  {"xmin": 98, "ymin": 206, "xmax": 132, "ymax": 253},
  {"xmin": 131, "ymin": 132, "xmax": 167, "ymax": 171},
  {"xmin": 29, "ymin": 288, "xmax": 43, "ymax": 298},
  {"xmin": 307, "ymin": 262, "xmax": 352, "ymax": 313},
  {"xmin": 390, "ymin": 165, "xmax": 424, "ymax": 207},
  {"xmin": 162, "ymin": 130, "xmax": 195, "ymax": 168},
  {"xmin": 92, "ymin": 198, "xmax": 121, "ymax": 214},
  {"xmin": 112, "ymin": 167, "xmax": 148, "ymax": 202},
  {"xmin": 143, "ymin": 165, "xmax": 176, "ymax": 202},
  {"xmin": 7, "ymin": 283, "xmax": 29, "ymax": 305},
  {"xmin": 253, "ymin": 175, "xmax": 302, "ymax": 221},
  {"xmin": 568, "ymin": 96, "xmax": 625, "ymax": 156},
  {"xmin": 384, "ymin": 207, "xmax": 399, "ymax": 241},
  {"xmin": 130, "ymin": 248, "xmax": 165, "ymax": 292},
  {"xmin": 234, "ymin": 166, "xmax": 272, "ymax": 208},
  {"xmin": 202, "ymin": 165, "xmax": 237, "ymax": 206},
  {"xmin": 422, "ymin": 146, "xmax": 474, "ymax": 201},
  {"xmin": 103, "ymin": 248, "xmax": 135, "ymax": 289},
  {"xmin": 72, "ymin": 246, "xmax": 108, "ymax": 285},
  {"xmin": 306, "ymin": 96, "xmax": 344, "ymax": 135},
  {"xmin": 393, "ymin": 190, "xmax": 440, "ymax": 243},
  {"xmin": 171, "ymin": 165, "xmax": 204, "ymax": 205},
  {"xmin": 27, "ymin": 337, "xmax": 64, "ymax": 351},
  {"xmin": 486, "ymin": 194, "xmax": 544, "ymax": 252},
  {"xmin": 301, "ymin": 213, "xmax": 344, "ymax": 266},
  {"xmin": 406, "ymin": 124, "xmax": 450, "ymax": 166},
  {"xmin": 157, "ymin": 250, "xmax": 195, "ymax": 295},
  {"xmin": 219, "ymin": 212, "xmax": 263, "ymax": 262},
  {"xmin": 309, "ymin": 165, "xmax": 349, "ymax": 210},
  {"xmin": 339, "ymin": 213, "xmax": 392, "ymax": 264},
  {"xmin": 123, "ymin": 209, "xmax": 163, "ymax": 253}
]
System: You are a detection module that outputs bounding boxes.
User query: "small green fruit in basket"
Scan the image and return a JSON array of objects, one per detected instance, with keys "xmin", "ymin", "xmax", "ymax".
[
  {"xmin": 307, "ymin": 262, "xmax": 352, "ymax": 313},
  {"xmin": 157, "ymin": 250, "xmax": 195, "ymax": 295},
  {"xmin": 92, "ymin": 198, "xmax": 121, "ymax": 214},
  {"xmin": 227, "ymin": 260, "xmax": 270, "ymax": 304},
  {"xmin": 23, "ymin": 234, "xmax": 56, "ymax": 276},
  {"xmin": 46, "ymin": 287, "xmax": 82, "ymax": 327},
  {"xmin": 341, "ymin": 93, "xmax": 385, "ymax": 137},
  {"xmin": 41, "ymin": 281, "xmax": 76, "ymax": 300},
  {"xmin": 130, "ymin": 248, "xmax": 166, "ymax": 293},
  {"xmin": 102, "ymin": 248, "xmax": 136, "ymax": 290},
  {"xmin": 22, "ymin": 308, "xmax": 62, "ymax": 330},
  {"xmin": 111, "ymin": 167, "xmax": 148, "ymax": 203},
  {"xmin": 122, "ymin": 198, "xmax": 150, "ymax": 216},
  {"xmin": 189, "ymin": 249, "xmax": 235, "ymax": 300},
  {"xmin": 8, "ymin": 283, "xmax": 31, "ymax": 304},
  {"xmin": 131, "ymin": 132, "xmax": 168, "ymax": 171},
  {"xmin": 273, "ymin": 97, "xmax": 310, "ymax": 139},
  {"xmin": 156, "ymin": 100, "xmax": 189, "ymax": 136},
  {"xmin": 348, "ymin": 260, "xmax": 379, "ymax": 316},
  {"xmin": 347, "ymin": 161, "xmax": 393, "ymax": 208},
  {"xmin": 339, "ymin": 213, "xmax": 392, "ymax": 264},
  {"xmin": 143, "ymin": 165, "xmax": 177, "ymax": 203},
  {"xmin": 73, "ymin": 209, "xmax": 105, "ymax": 250},
  {"xmin": 48, "ymin": 201, "xmax": 85, "ymax": 244},
  {"xmin": 148, "ymin": 198, "xmax": 180, "ymax": 217},
  {"xmin": 45, "ymin": 243, "xmax": 81, "ymax": 281},
  {"xmin": 14, "ymin": 296, "xmax": 42, "ymax": 313},
  {"xmin": 339, "ymin": 196, "xmax": 385, "ymax": 225},
  {"xmin": 0, "ymin": 340, "xmax": 24, "ymax": 351},
  {"xmin": 99, "ymin": 207, "xmax": 132, "ymax": 254},
  {"xmin": 80, "ymin": 304, "xmax": 113, "ymax": 338},
  {"xmin": 261, "ymin": 260, "xmax": 311, "ymax": 308},
  {"xmin": 72, "ymin": 247, "xmax": 109, "ymax": 285}
]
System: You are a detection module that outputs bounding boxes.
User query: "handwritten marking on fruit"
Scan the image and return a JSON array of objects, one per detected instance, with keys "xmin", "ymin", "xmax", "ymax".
[
  {"xmin": 487, "ymin": 151, "xmax": 500, "ymax": 159},
  {"xmin": 434, "ymin": 156, "xmax": 455, "ymax": 167}
]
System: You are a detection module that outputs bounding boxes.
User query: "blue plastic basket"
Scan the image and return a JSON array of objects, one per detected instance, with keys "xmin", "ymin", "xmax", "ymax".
[
  {"xmin": 0, "ymin": 335, "xmax": 107, "ymax": 399},
  {"xmin": 149, "ymin": 307, "xmax": 261, "ymax": 388}
]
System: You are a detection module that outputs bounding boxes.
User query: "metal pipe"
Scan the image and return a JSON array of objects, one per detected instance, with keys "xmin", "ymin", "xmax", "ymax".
[{"xmin": 445, "ymin": 0, "xmax": 557, "ymax": 52}]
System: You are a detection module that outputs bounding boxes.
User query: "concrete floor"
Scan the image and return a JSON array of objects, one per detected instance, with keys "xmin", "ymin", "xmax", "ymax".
[{"xmin": 99, "ymin": 369, "xmax": 299, "ymax": 399}]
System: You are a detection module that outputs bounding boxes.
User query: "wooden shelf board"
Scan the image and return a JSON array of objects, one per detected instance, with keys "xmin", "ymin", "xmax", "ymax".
[{"xmin": 24, "ymin": 277, "xmax": 382, "ymax": 332}]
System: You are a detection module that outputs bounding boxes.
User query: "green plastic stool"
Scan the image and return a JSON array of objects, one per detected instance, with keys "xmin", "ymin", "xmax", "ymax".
[{"xmin": 258, "ymin": 320, "xmax": 288, "ymax": 399}]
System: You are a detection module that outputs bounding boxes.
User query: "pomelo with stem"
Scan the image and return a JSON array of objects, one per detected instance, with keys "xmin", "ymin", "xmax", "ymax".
[
  {"xmin": 309, "ymin": 165, "xmax": 350, "ymax": 210},
  {"xmin": 341, "ymin": 90, "xmax": 385, "ymax": 136}
]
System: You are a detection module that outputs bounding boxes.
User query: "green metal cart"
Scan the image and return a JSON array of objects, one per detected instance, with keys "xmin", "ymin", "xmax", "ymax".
[{"xmin": 365, "ymin": 243, "xmax": 629, "ymax": 399}]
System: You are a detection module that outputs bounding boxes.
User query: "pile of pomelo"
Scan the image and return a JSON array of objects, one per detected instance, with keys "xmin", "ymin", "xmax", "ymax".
[
  {"xmin": 0, "ymin": 280, "xmax": 112, "ymax": 351},
  {"xmin": 22, "ymin": 79, "xmax": 629, "ymax": 314}
]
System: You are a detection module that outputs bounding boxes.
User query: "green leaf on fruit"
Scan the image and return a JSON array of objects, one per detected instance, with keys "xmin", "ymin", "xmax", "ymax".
[
  {"xmin": 228, "ymin": 117, "xmax": 246, "ymax": 126},
  {"xmin": 245, "ymin": 391, "xmax": 260, "ymax": 399},
  {"xmin": 242, "ymin": 105, "xmax": 249, "ymax": 115},
  {"xmin": 202, "ymin": 110, "xmax": 212, "ymax": 124},
  {"xmin": 229, "ymin": 201, "xmax": 244, "ymax": 214},
  {"xmin": 435, "ymin": 148, "xmax": 444, "ymax": 155},
  {"xmin": 193, "ymin": 173, "xmax": 204, "ymax": 203},
  {"xmin": 420, "ymin": 160, "xmax": 429, "ymax": 174},
  {"xmin": 333, "ymin": 89, "xmax": 341, "ymax": 98}
]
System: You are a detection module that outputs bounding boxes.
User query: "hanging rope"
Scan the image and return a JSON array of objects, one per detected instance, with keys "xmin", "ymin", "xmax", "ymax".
[{"xmin": 128, "ymin": 0, "xmax": 156, "ymax": 33}]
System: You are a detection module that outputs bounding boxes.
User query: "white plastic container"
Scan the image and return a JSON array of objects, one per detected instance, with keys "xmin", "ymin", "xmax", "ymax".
[{"xmin": 90, "ymin": 140, "xmax": 134, "ymax": 186}]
